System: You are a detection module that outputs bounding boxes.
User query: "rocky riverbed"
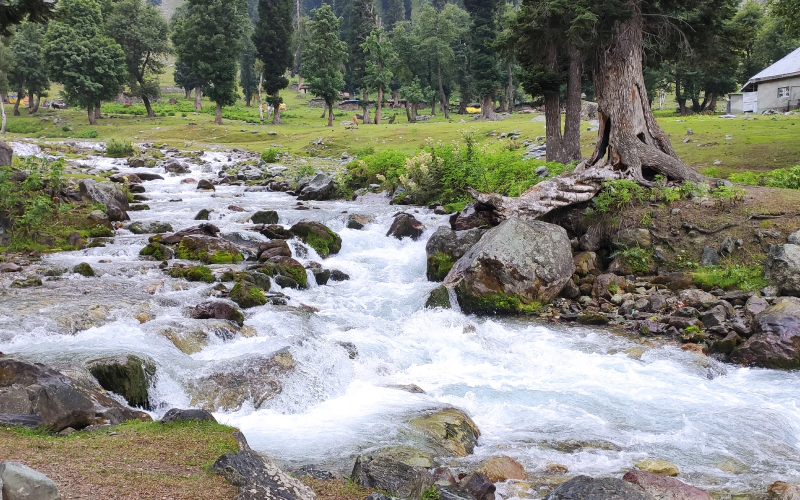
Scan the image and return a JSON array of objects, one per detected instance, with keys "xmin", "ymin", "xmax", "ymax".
[{"xmin": 1, "ymin": 142, "xmax": 800, "ymax": 499}]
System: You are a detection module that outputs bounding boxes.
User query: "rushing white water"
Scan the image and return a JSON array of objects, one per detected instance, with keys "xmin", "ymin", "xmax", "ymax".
[{"xmin": 1, "ymin": 149, "xmax": 799, "ymax": 496}]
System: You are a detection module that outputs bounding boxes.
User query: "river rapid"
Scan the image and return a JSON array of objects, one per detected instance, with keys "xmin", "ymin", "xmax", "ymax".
[{"xmin": 1, "ymin": 147, "xmax": 799, "ymax": 497}]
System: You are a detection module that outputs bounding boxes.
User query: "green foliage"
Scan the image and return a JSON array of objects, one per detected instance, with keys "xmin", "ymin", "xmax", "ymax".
[
  {"xmin": 683, "ymin": 325, "xmax": 701, "ymax": 335},
  {"xmin": 691, "ymin": 264, "xmax": 769, "ymax": 291},
  {"xmin": 261, "ymin": 148, "xmax": 281, "ymax": 163},
  {"xmin": 678, "ymin": 181, "xmax": 710, "ymax": 199},
  {"xmin": 5, "ymin": 121, "xmax": 44, "ymax": 134},
  {"xmin": 253, "ymin": 0, "xmax": 293, "ymax": 97},
  {"xmin": 456, "ymin": 285, "xmax": 543, "ymax": 315},
  {"xmin": 77, "ymin": 129, "xmax": 99, "ymax": 139},
  {"xmin": 301, "ymin": 4, "xmax": 347, "ymax": 125},
  {"xmin": 710, "ymin": 184, "xmax": 746, "ymax": 207},
  {"xmin": 9, "ymin": 22, "xmax": 50, "ymax": 105},
  {"xmin": 589, "ymin": 180, "xmax": 645, "ymax": 214},
  {"xmin": 44, "ymin": 0, "xmax": 127, "ymax": 118},
  {"xmin": 106, "ymin": 0, "xmax": 170, "ymax": 115},
  {"xmin": 764, "ymin": 165, "xmax": 800, "ymax": 190},
  {"xmin": 168, "ymin": 265, "xmax": 215, "ymax": 283},
  {"xmin": 427, "ymin": 252, "xmax": 455, "ymax": 281},
  {"xmin": 106, "ymin": 139, "xmax": 135, "ymax": 158},
  {"xmin": 612, "ymin": 246, "xmax": 652, "ymax": 274},
  {"xmin": 728, "ymin": 170, "xmax": 763, "ymax": 186},
  {"xmin": 421, "ymin": 486, "xmax": 441, "ymax": 500}
]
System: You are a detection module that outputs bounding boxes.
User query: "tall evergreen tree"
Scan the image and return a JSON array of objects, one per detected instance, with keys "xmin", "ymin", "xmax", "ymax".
[
  {"xmin": 344, "ymin": 0, "xmax": 376, "ymax": 121},
  {"xmin": 9, "ymin": 22, "xmax": 49, "ymax": 115},
  {"xmin": 44, "ymin": 0, "xmax": 127, "ymax": 125},
  {"xmin": 240, "ymin": 37, "xmax": 258, "ymax": 107},
  {"xmin": 0, "ymin": 0, "xmax": 56, "ymax": 35},
  {"xmin": 171, "ymin": 0, "xmax": 250, "ymax": 124},
  {"xmin": 106, "ymin": 0, "xmax": 170, "ymax": 118},
  {"xmin": 463, "ymin": 0, "xmax": 502, "ymax": 120},
  {"xmin": 384, "ymin": 0, "xmax": 406, "ymax": 29},
  {"xmin": 301, "ymin": 3, "xmax": 347, "ymax": 126},
  {"xmin": 254, "ymin": 0, "xmax": 294, "ymax": 124},
  {"xmin": 362, "ymin": 27, "xmax": 396, "ymax": 124},
  {"xmin": 170, "ymin": 4, "xmax": 206, "ymax": 108}
]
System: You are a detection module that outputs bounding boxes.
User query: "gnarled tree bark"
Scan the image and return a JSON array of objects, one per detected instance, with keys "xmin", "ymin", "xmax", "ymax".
[{"xmin": 470, "ymin": 5, "xmax": 704, "ymax": 222}]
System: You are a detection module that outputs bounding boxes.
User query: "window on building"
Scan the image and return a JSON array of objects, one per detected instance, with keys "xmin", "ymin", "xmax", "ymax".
[{"xmin": 778, "ymin": 87, "xmax": 789, "ymax": 98}]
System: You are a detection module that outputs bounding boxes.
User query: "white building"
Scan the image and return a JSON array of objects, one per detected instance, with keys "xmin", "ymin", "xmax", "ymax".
[{"xmin": 728, "ymin": 46, "xmax": 800, "ymax": 114}]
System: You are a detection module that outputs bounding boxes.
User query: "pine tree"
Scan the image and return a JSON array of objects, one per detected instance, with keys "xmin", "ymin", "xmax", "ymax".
[
  {"xmin": 463, "ymin": 0, "xmax": 502, "ymax": 120},
  {"xmin": 106, "ymin": 0, "xmax": 170, "ymax": 118},
  {"xmin": 44, "ymin": 0, "xmax": 127, "ymax": 125},
  {"xmin": 171, "ymin": 0, "xmax": 251, "ymax": 124},
  {"xmin": 240, "ymin": 37, "xmax": 259, "ymax": 107},
  {"xmin": 253, "ymin": 0, "xmax": 294, "ymax": 124},
  {"xmin": 362, "ymin": 27, "xmax": 396, "ymax": 124},
  {"xmin": 384, "ymin": 0, "xmax": 405, "ymax": 30},
  {"xmin": 344, "ymin": 0, "xmax": 376, "ymax": 122},
  {"xmin": 170, "ymin": 4, "xmax": 205, "ymax": 108},
  {"xmin": 0, "ymin": 0, "xmax": 56, "ymax": 35},
  {"xmin": 301, "ymin": 4, "xmax": 347, "ymax": 126},
  {"xmin": 9, "ymin": 22, "xmax": 49, "ymax": 115}
]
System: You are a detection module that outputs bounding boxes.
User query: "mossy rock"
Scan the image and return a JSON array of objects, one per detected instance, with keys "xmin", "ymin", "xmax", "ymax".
[
  {"xmin": 576, "ymin": 313, "xmax": 610, "ymax": 326},
  {"xmin": 168, "ymin": 265, "xmax": 214, "ymax": 283},
  {"xmin": 89, "ymin": 225, "xmax": 114, "ymax": 238},
  {"xmin": 408, "ymin": 408, "xmax": 481, "ymax": 457},
  {"xmin": 11, "ymin": 276, "xmax": 43, "ymax": 288},
  {"xmin": 73, "ymin": 262, "xmax": 95, "ymax": 277},
  {"xmin": 290, "ymin": 222, "xmax": 342, "ymax": 258},
  {"xmin": 271, "ymin": 256, "xmax": 308, "ymax": 288},
  {"xmin": 173, "ymin": 235, "xmax": 242, "ymax": 264},
  {"xmin": 427, "ymin": 252, "xmax": 455, "ymax": 282},
  {"xmin": 140, "ymin": 242, "xmax": 174, "ymax": 261},
  {"xmin": 195, "ymin": 209, "xmax": 211, "ymax": 220},
  {"xmin": 425, "ymin": 285, "xmax": 452, "ymax": 309},
  {"xmin": 454, "ymin": 282, "xmax": 542, "ymax": 315},
  {"xmin": 252, "ymin": 210, "xmax": 279, "ymax": 225},
  {"xmin": 89, "ymin": 355, "xmax": 156, "ymax": 410},
  {"xmin": 230, "ymin": 281, "xmax": 268, "ymax": 309}
]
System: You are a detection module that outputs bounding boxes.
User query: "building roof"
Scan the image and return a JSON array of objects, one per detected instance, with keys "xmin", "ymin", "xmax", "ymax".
[{"xmin": 742, "ymin": 46, "xmax": 800, "ymax": 89}]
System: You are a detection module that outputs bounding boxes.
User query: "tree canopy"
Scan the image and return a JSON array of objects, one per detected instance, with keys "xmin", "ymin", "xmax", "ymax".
[
  {"xmin": 253, "ymin": 0, "xmax": 294, "ymax": 123},
  {"xmin": 301, "ymin": 3, "xmax": 347, "ymax": 127},
  {"xmin": 9, "ymin": 21, "xmax": 49, "ymax": 115}
]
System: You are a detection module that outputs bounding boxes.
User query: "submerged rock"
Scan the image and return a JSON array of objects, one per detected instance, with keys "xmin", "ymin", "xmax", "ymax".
[
  {"xmin": 252, "ymin": 210, "xmax": 279, "ymax": 225},
  {"xmin": 191, "ymin": 301, "xmax": 245, "ymax": 327},
  {"xmin": 72, "ymin": 262, "xmax": 95, "ymax": 277},
  {"xmin": 545, "ymin": 476, "xmax": 655, "ymax": 500},
  {"xmin": 290, "ymin": 221, "xmax": 342, "ymax": 258},
  {"xmin": 128, "ymin": 221, "xmax": 173, "ymax": 234},
  {"xmin": 212, "ymin": 450, "xmax": 317, "ymax": 500},
  {"xmin": 478, "ymin": 456, "xmax": 527, "ymax": 482},
  {"xmin": 347, "ymin": 214, "xmax": 373, "ymax": 229},
  {"xmin": 634, "ymin": 459, "xmax": 679, "ymax": 477},
  {"xmin": 444, "ymin": 218, "xmax": 574, "ymax": 314},
  {"xmin": 426, "ymin": 285, "xmax": 452, "ymax": 309}
]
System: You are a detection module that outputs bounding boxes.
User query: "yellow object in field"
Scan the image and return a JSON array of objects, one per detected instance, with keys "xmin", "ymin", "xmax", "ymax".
[
  {"xmin": 262, "ymin": 103, "xmax": 287, "ymax": 110},
  {"xmin": 465, "ymin": 106, "xmax": 481, "ymax": 114},
  {"xmin": 280, "ymin": 103, "xmax": 286, "ymax": 110}
]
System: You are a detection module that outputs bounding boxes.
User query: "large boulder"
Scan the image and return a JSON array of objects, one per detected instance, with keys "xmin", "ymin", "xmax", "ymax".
[
  {"xmin": 161, "ymin": 408, "xmax": 218, "ymax": 424},
  {"xmin": 0, "ymin": 462, "xmax": 61, "ymax": 500},
  {"xmin": 622, "ymin": 471, "xmax": 712, "ymax": 500},
  {"xmin": 408, "ymin": 407, "xmax": 480, "ymax": 457},
  {"xmin": 252, "ymin": 210, "xmax": 279, "ymax": 225},
  {"xmin": 730, "ymin": 300, "xmax": 800, "ymax": 369},
  {"xmin": 425, "ymin": 227, "xmax": 485, "ymax": 282},
  {"xmin": 450, "ymin": 203, "xmax": 496, "ymax": 231},
  {"xmin": 78, "ymin": 179, "xmax": 129, "ymax": 222},
  {"xmin": 545, "ymin": 476, "xmax": 655, "ymax": 500},
  {"xmin": 128, "ymin": 221, "xmax": 173, "ymax": 234},
  {"xmin": 212, "ymin": 450, "xmax": 317, "ymax": 500},
  {"xmin": 477, "ymin": 456, "xmax": 527, "ymax": 482},
  {"xmin": 352, "ymin": 450, "xmax": 434, "ymax": 498},
  {"xmin": 614, "ymin": 229, "xmax": 652, "ymax": 249},
  {"xmin": 88, "ymin": 355, "xmax": 156, "ymax": 410},
  {"xmin": 444, "ymin": 218, "xmax": 574, "ymax": 314},
  {"xmin": 0, "ymin": 357, "xmax": 150, "ymax": 431},
  {"xmin": 290, "ymin": 221, "xmax": 342, "ymax": 258},
  {"xmin": 173, "ymin": 234, "xmax": 243, "ymax": 264},
  {"xmin": 0, "ymin": 141, "xmax": 13, "ymax": 166},
  {"xmin": 765, "ymin": 244, "xmax": 800, "ymax": 296},
  {"xmin": 297, "ymin": 173, "xmax": 336, "ymax": 201},
  {"xmin": 191, "ymin": 301, "xmax": 245, "ymax": 327},
  {"xmin": 187, "ymin": 349, "xmax": 295, "ymax": 411}
]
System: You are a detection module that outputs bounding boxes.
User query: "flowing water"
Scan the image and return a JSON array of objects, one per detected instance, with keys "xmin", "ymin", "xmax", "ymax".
[{"xmin": 1, "ymin": 148, "xmax": 799, "ymax": 496}]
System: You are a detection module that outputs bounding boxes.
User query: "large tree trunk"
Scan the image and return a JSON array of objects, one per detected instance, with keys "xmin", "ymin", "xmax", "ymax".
[
  {"xmin": 563, "ymin": 45, "xmax": 583, "ymax": 162},
  {"xmin": 272, "ymin": 91, "xmax": 283, "ymax": 125},
  {"xmin": 327, "ymin": 102, "xmax": 334, "ymax": 127},
  {"xmin": 437, "ymin": 64, "xmax": 450, "ymax": 120},
  {"xmin": 708, "ymin": 93, "xmax": 718, "ymax": 114},
  {"xmin": 13, "ymin": 96, "xmax": 20, "ymax": 117},
  {"xmin": 95, "ymin": 102, "xmax": 101, "ymax": 120},
  {"xmin": 375, "ymin": 84, "xmax": 383, "ymax": 124},
  {"xmin": 30, "ymin": 96, "xmax": 40, "ymax": 114},
  {"xmin": 142, "ymin": 95, "xmax": 155, "ymax": 118},
  {"xmin": 258, "ymin": 74, "xmax": 264, "ymax": 121},
  {"xmin": 506, "ymin": 62, "xmax": 514, "ymax": 114},
  {"xmin": 362, "ymin": 90, "xmax": 371, "ymax": 125},
  {"xmin": 88, "ymin": 105, "xmax": 97, "ymax": 126},
  {"xmin": 544, "ymin": 91, "xmax": 565, "ymax": 163},
  {"xmin": 480, "ymin": 95, "xmax": 498, "ymax": 120},
  {"xmin": 468, "ymin": 6, "xmax": 704, "ymax": 222},
  {"xmin": 405, "ymin": 100, "xmax": 412, "ymax": 122},
  {"xmin": 215, "ymin": 102, "xmax": 223, "ymax": 125},
  {"xmin": 185, "ymin": 89, "xmax": 191, "ymax": 99},
  {"xmin": 194, "ymin": 86, "xmax": 202, "ymax": 111}
]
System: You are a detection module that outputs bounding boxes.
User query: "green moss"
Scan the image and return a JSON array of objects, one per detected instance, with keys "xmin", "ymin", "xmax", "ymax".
[
  {"xmin": 425, "ymin": 285, "xmax": 452, "ymax": 308},
  {"xmin": 230, "ymin": 282, "xmax": 268, "ymax": 309},
  {"xmin": 691, "ymin": 264, "xmax": 769, "ymax": 291},
  {"xmin": 205, "ymin": 251, "xmax": 242, "ymax": 264},
  {"xmin": 577, "ymin": 313, "xmax": 610, "ymax": 325},
  {"xmin": 140, "ymin": 242, "xmax": 173, "ymax": 260},
  {"xmin": 426, "ymin": 252, "xmax": 455, "ymax": 282},
  {"xmin": 73, "ymin": 262, "xmax": 95, "ymax": 277},
  {"xmin": 304, "ymin": 229, "xmax": 342, "ymax": 258},
  {"xmin": 455, "ymin": 283, "xmax": 542, "ymax": 315},
  {"xmin": 280, "ymin": 264, "xmax": 308, "ymax": 288},
  {"xmin": 174, "ymin": 242, "xmax": 241, "ymax": 264},
  {"xmin": 168, "ymin": 265, "xmax": 215, "ymax": 283},
  {"xmin": 89, "ymin": 225, "xmax": 114, "ymax": 237},
  {"xmin": 89, "ymin": 356, "xmax": 155, "ymax": 410}
]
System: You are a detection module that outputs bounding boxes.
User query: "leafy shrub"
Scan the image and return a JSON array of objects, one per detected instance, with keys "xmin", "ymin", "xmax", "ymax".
[
  {"xmin": 589, "ymin": 179, "xmax": 645, "ymax": 213},
  {"xmin": 106, "ymin": 139, "xmax": 135, "ymax": 158},
  {"xmin": 612, "ymin": 246, "xmax": 652, "ymax": 274},
  {"xmin": 691, "ymin": 264, "xmax": 769, "ymax": 291},
  {"xmin": 710, "ymin": 184, "xmax": 746, "ymax": 206},
  {"xmin": 728, "ymin": 171, "xmax": 763, "ymax": 186},
  {"xmin": 763, "ymin": 165, "xmax": 800, "ymax": 190},
  {"xmin": 6, "ymin": 121, "xmax": 43, "ymax": 134},
  {"xmin": 261, "ymin": 148, "xmax": 281, "ymax": 163},
  {"xmin": 678, "ymin": 181, "xmax": 709, "ymax": 199},
  {"xmin": 77, "ymin": 129, "xmax": 99, "ymax": 139}
]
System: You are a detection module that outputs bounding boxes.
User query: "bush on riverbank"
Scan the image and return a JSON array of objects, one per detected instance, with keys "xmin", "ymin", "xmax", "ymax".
[
  {"xmin": 728, "ymin": 165, "xmax": 800, "ymax": 190},
  {"xmin": 343, "ymin": 133, "xmax": 573, "ymax": 207}
]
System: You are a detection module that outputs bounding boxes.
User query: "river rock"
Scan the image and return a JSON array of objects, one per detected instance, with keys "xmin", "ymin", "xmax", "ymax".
[
  {"xmin": 426, "ymin": 285, "xmax": 452, "ymax": 308},
  {"xmin": 270, "ymin": 256, "xmax": 308, "ymax": 288},
  {"xmin": 765, "ymin": 244, "xmax": 800, "ymax": 296},
  {"xmin": 593, "ymin": 274, "xmax": 626, "ymax": 300},
  {"xmin": 164, "ymin": 161, "xmax": 190, "ymax": 173},
  {"xmin": 450, "ymin": 203, "xmax": 495, "ymax": 231},
  {"xmin": 614, "ymin": 229, "xmax": 652, "ymax": 249},
  {"xmin": 478, "ymin": 456, "xmax": 527, "ymax": 482},
  {"xmin": 72, "ymin": 262, "xmax": 95, "ymax": 277},
  {"xmin": 136, "ymin": 173, "xmax": 164, "ymax": 181},
  {"xmin": 258, "ymin": 240, "xmax": 292, "ymax": 261},
  {"xmin": 78, "ymin": 179, "xmax": 129, "ymax": 222},
  {"xmin": 425, "ymin": 227, "xmax": 485, "ymax": 282},
  {"xmin": 197, "ymin": 179, "xmax": 215, "ymax": 191},
  {"xmin": 188, "ymin": 350, "xmax": 294, "ymax": 411},
  {"xmin": 290, "ymin": 222, "xmax": 342, "ymax": 258},
  {"xmin": 623, "ymin": 471, "xmax": 712, "ymax": 500},
  {"xmin": 128, "ymin": 221, "xmax": 173, "ymax": 234},
  {"xmin": 573, "ymin": 252, "xmax": 600, "ymax": 276},
  {"xmin": 88, "ymin": 355, "xmax": 156, "ymax": 410},
  {"xmin": 730, "ymin": 300, "xmax": 800, "ymax": 369},
  {"xmin": 745, "ymin": 295, "xmax": 769, "ymax": 318},
  {"xmin": 651, "ymin": 273, "xmax": 693, "ymax": 292},
  {"xmin": 634, "ymin": 459, "xmax": 679, "ymax": 477},
  {"xmin": 347, "ymin": 214, "xmax": 373, "ymax": 229},
  {"xmin": 110, "ymin": 172, "xmax": 142, "ymax": 184},
  {"xmin": 0, "ymin": 461, "xmax": 61, "ymax": 500},
  {"xmin": 191, "ymin": 301, "xmax": 245, "ymax": 327},
  {"xmin": 409, "ymin": 407, "xmax": 480, "ymax": 457},
  {"xmin": 438, "ymin": 486, "xmax": 478, "ymax": 500},
  {"xmin": 10, "ymin": 277, "xmax": 42, "ymax": 288},
  {"xmin": 699, "ymin": 247, "xmax": 719, "ymax": 267},
  {"xmin": 252, "ymin": 210, "xmax": 279, "ymax": 225},
  {"xmin": 768, "ymin": 481, "xmax": 800, "ymax": 500},
  {"xmin": 545, "ymin": 476, "xmax": 655, "ymax": 500},
  {"xmin": 261, "ymin": 224, "xmax": 293, "ymax": 239},
  {"xmin": 444, "ymin": 218, "xmax": 574, "ymax": 314},
  {"xmin": 173, "ymin": 233, "xmax": 242, "ymax": 264},
  {"xmin": 0, "ymin": 414, "xmax": 44, "ymax": 428},
  {"xmin": 212, "ymin": 450, "xmax": 316, "ymax": 500},
  {"xmin": 460, "ymin": 473, "xmax": 496, "ymax": 500},
  {"xmin": 0, "ymin": 263, "xmax": 22, "ymax": 273},
  {"xmin": 161, "ymin": 407, "xmax": 218, "ymax": 424},
  {"xmin": 297, "ymin": 173, "xmax": 336, "ymax": 201},
  {"xmin": 352, "ymin": 451, "xmax": 434, "ymax": 498},
  {"xmin": 701, "ymin": 305, "xmax": 728, "ymax": 328},
  {"xmin": 0, "ymin": 357, "xmax": 149, "ymax": 431},
  {"xmin": 387, "ymin": 213, "xmax": 425, "ymax": 240},
  {"xmin": 230, "ymin": 281, "xmax": 268, "ymax": 308},
  {"xmin": 195, "ymin": 209, "xmax": 211, "ymax": 220},
  {"xmin": 68, "ymin": 232, "xmax": 84, "ymax": 248},
  {"xmin": 678, "ymin": 289, "xmax": 715, "ymax": 308},
  {"xmin": 312, "ymin": 268, "xmax": 331, "ymax": 285}
]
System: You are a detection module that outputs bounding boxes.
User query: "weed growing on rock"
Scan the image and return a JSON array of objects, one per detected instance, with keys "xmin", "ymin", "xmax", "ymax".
[{"xmin": 106, "ymin": 139, "xmax": 135, "ymax": 158}]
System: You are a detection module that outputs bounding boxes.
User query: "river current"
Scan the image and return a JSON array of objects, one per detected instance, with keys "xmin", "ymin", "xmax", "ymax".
[{"xmin": 1, "ymin": 148, "xmax": 799, "ymax": 496}]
